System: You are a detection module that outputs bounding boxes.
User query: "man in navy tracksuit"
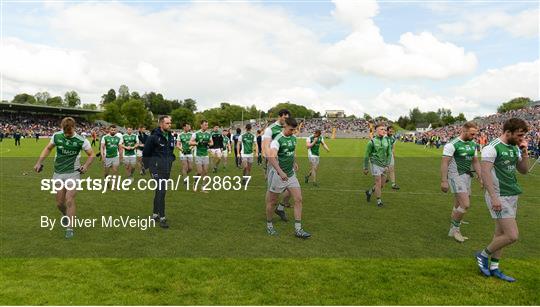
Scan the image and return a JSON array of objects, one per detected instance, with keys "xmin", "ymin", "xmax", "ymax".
[{"xmin": 142, "ymin": 116, "xmax": 176, "ymax": 229}]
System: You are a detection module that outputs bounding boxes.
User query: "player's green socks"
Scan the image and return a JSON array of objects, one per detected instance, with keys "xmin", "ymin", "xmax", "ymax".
[
  {"xmin": 490, "ymin": 258, "xmax": 499, "ymax": 270},
  {"xmin": 481, "ymin": 248, "xmax": 492, "ymax": 258},
  {"xmin": 294, "ymin": 220, "xmax": 302, "ymax": 231},
  {"xmin": 451, "ymin": 219, "xmax": 461, "ymax": 229},
  {"xmin": 277, "ymin": 204, "xmax": 285, "ymax": 211}
]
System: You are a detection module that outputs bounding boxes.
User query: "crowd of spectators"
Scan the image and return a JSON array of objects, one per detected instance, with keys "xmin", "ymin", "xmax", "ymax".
[
  {"xmin": 0, "ymin": 113, "xmax": 100, "ymax": 138},
  {"xmin": 417, "ymin": 106, "xmax": 540, "ymax": 156}
]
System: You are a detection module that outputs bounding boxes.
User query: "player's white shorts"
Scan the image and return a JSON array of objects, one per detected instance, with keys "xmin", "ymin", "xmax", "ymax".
[
  {"xmin": 389, "ymin": 154, "xmax": 395, "ymax": 166},
  {"xmin": 195, "ymin": 156, "xmax": 210, "ymax": 165},
  {"xmin": 308, "ymin": 154, "xmax": 320, "ymax": 165},
  {"xmin": 267, "ymin": 167, "xmax": 300, "ymax": 193},
  {"xmin": 370, "ymin": 164, "xmax": 387, "ymax": 176},
  {"xmin": 242, "ymin": 154, "xmax": 254, "ymax": 164},
  {"xmin": 222, "ymin": 149, "xmax": 228, "ymax": 158},
  {"xmin": 52, "ymin": 172, "xmax": 80, "ymax": 182},
  {"xmin": 180, "ymin": 153, "xmax": 193, "ymax": 162},
  {"xmin": 449, "ymin": 174, "xmax": 471, "ymax": 194},
  {"xmin": 136, "ymin": 150, "xmax": 143, "ymax": 158},
  {"xmin": 123, "ymin": 155, "xmax": 136, "ymax": 165},
  {"xmin": 104, "ymin": 157, "xmax": 120, "ymax": 168},
  {"xmin": 209, "ymin": 148, "xmax": 222, "ymax": 158},
  {"xmin": 485, "ymin": 193, "xmax": 518, "ymax": 219}
]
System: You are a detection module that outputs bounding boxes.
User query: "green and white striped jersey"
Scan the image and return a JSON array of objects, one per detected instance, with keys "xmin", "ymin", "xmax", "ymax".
[
  {"xmin": 270, "ymin": 132, "xmax": 297, "ymax": 177},
  {"xmin": 239, "ymin": 132, "xmax": 255, "ymax": 155},
  {"xmin": 122, "ymin": 133, "xmax": 138, "ymax": 156},
  {"xmin": 101, "ymin": 133, "xmax": 123, "ymax": 158},
  {"xmin": 443, "ymin": 137, "xmax": 477, "ymax": 176},
  {"xmin": 191, "ymin": 130, "xmax": 212, "ymax": 156},
  {"xmin": 50, "ymin": 131, "xmax": 91, "ymax": 174},
  {"xmin": 481, "ymin": 138, "xmax": 522, "ymax": 196},
  {"xmin": 263, "ymin": 121, "xmax": 283, "ymax": 141},
  {"xmin": 307, "ymin": 135, "xmax": 324, "ymax": 156}
]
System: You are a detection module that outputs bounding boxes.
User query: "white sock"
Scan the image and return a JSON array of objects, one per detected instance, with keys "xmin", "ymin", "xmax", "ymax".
[
  {"xmin": 295, "ymin": 221, "xmax": 302, "ymax": 231},
  {"xmin": 267, "ymin": 221, "xmax": 273, "ymax": 228},
  {"xmin": 277, "ymin": 204, "xmax": 284, "ymax": 211}
]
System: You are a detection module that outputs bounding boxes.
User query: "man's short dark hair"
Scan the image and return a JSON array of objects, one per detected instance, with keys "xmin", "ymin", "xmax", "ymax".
[
  {"xmin": 201, "ymin": 120, "xmax": 208, "ymax": 125},
  {"xmin": 109, "ymin": 124, "xmax": 117, "ymax": 129},
  {"xmin": 374, "ymin": 123, "xmax": 386, "ymax": 129},
  {"xmin": 278, "ymin": 109, "xmax": 291, "ymax": 117},
  {"xmin": 315, "ymin": 129, "xmax": 321, "ymax": 135},
  {"xmin": 236, "ymin": 128, "xmax": 241, "ymax": 134},
  {"xmin": 285, "ymin": 117, "xmax": 298, "ymax": 128},
  {"xmin": 246, "ymin": 123, "xmax": 252, "ymax": 130},
  {"xmin": 158, "ymin": 115, "xmax": 170, "ymax": 123},
  {"xmin": 182, "ymin": 122, "xmax": 190, "ymax": 128},
  {"xmin": 503, "ymin": 118, "xmax": 529, "ymax": 133}
]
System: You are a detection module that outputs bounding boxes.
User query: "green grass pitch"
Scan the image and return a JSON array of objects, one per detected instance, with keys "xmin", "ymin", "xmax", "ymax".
[{"xmin": 1, "ymin": 137, "xmax": 539, "ymax": 305}]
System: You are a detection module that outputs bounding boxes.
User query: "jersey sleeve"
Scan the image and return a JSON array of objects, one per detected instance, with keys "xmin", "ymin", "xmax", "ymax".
[
  {"xmin": 481, "ymin": 145, "xmax": 497, "ymax": 163},
  {"xmin": 238, "ymin": 134, "xmax": 243, "ymax": 143},
  {"xmin": 262, "ymin": 127, "xmax": 273, "ymax": 140},
  {"xmin": 49, "ymin": 133, "xmax": 56, "ymax": 145},
  {"xmin": 190, "ymin": 132, "xmax": 197, "ymax": 141},
  {"xmin": 442, "ymin": 143, "xmax": 455, "ymax": 157},
  {"xmin": 100, "ymin": 135, "xmax": 107, "ymax": 145},
  {"xmin": 82, "ymin": 139, "xmax": 91, "ymax": 151},
  {"xmin": 117, "ymin": 133, "xmax": 124, "ymax": 145},
  {"xmin": 270, "ymin": 139, "xmax": 280, "ymax": 151}
]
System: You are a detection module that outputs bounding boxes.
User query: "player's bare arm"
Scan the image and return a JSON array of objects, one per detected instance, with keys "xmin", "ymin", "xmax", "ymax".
[
  {"xmin": 34, "ymin": 143, "xmax": 55, "ymax": 172},
  {"xmin": 481, "ymin": 161, "xmax": 502, "ymax": 211},
  {"xmin": 440, "ymin": 156, "xmax": 451, "ymax": 193}
]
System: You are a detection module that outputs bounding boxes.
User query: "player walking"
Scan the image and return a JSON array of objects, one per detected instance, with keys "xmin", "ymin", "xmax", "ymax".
[
  {"xmin": 100, "ymin": 125, "xmax": 123, "ymax": 180},
  {"xmin": 33, "ymin": 117, "xmax": 94, "ymax": 238},
  {"xmin": 265, "ymin": 118, "xmax": 310, "ymax": 238},
  {"xmin": 209, "ymin": 125, "xmax": 224, "ymax": 173},
  {"xmin": 475, "ymin": 118, "xmax": 529, "ymax": 282},
  {"xmin": 121, "ymin": 127, "xmax": 139, "ymax": 180},
  {"xmin": 238, "ymin": 123, "xmax": 257, "ymax": 183},
  {"xmin": 177, "ymin": 123, "xmax": 194, "ymax": 177},
  {"xmin": 190, "ymin": 120, "xmax": 213, "ymax": 192},
  {"xmin": 441, "ymin": 122, "xmax": 482, "ymax": 243},
  {"xmin": 304, "ymin": 129, "xmax": 329, "ymax": 187},
  {"xmin": 364, "ymin": 123, "xmax": 392, "ymax": 207}
]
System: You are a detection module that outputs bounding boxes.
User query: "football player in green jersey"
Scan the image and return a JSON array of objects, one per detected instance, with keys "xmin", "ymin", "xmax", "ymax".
[
  {"xmin": 221, "ymin": 129, "xmax": 232, "ymax": 169},
  {"xmin": 363, "ymin": 123, "xmax": 392, "ymax": 207},
  {"xmin": 34, "ymin": 117, "xmax": 95, "ymax": 239},
  {"xmin": 386, "ymin": 126, "xmax": 400, "ymax": 190},
  {"xmin": 441, "ymin": 122, "xmax": 482, "ymax": 243},
  {"xmin": 237, "ymin": 123, "xmax": 258, "ymax": 182},
  {"xmin": 121, "ymin": 127, "xmax": 139, "ymax": 180},
  {"xmin": 305, "ymin": 129, "xmax": 330, "ymax": 187},
  {"xmin": 262, "ymin": 109, "xmax": 292, "ymax": 221},
  {"xmin": 100, "ymin": 125, "xmax": 123, "ymax": 180},
  {"xmin": 476, "ymin": 118, "xmax": 530, "ymax": 282},
  {"xmin": 190, "ymin": 120, "xmax": 214, "ymax": 192},
  {"xmin": 266, "ymin": 117, "xmax": 311, "ymax": 238},
  {"xmin": 177, "ymin": 123, "xmax": 194, "ymax": 177}
]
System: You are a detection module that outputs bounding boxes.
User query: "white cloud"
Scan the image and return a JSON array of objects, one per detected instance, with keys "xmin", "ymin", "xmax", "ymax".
[
  {"xmin": 324, "ymin": 0, "xmax": 477, "ymax": 79},
  {"xmin": 458, "ymin": 60, "xmax": 540, "ymax": 103},
  {"xmin": 438, "ymin": 8, "xmax": 539, "ymax": 40}
]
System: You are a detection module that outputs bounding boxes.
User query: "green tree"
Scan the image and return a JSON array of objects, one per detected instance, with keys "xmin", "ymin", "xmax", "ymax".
[
  {"xmin": 101, "ymin": 89, "xmax": 116, "ymax": 105},
  {"xmin": 130, "ymin": 91, "xmax": 141, "ymax": 100},
  {"xmin": 363, "ymin": 113, "xmax": 373, "ymax": 121},
  {"xmin": 121, "ymin": 99, "xmax": 147, "ymax": 128},
  {"xmin": 181, "ymin": 98, "xmax": 198, "ymax": 112},
  {"xmin": 82, "ymin": 103, "xmax": 98, "ymax": 110},
  {"xmin": 12, "ymin": 93, "xmax": 36, "ymax": 104},
  {"xmin": 103, "ymin": 102, "xmax": 125, "ymax": 125},
  {"xmin": 171, "ymin": 107, "xmax": 195, "ymax": 128},
  {"xmin": 34, "ymin": 92, "xmax": 50, "ymax": 105},
  {"xmin": 46, "ymin": 96, "xmax": 64, "ymax": 106},
  {"xmin": 455, "ymin": 113, "xmax": 467, "ymax": 122},
  {"xmin": 268, "ymin": 102, "xmax": 315, "ymax": 119},
  {"xmin": 497, "ymin": 97, "xmax": 531, "ymax": 113},
  {"xmin": 64, "ymin": 90, "xmax": 81, "ymax": 108}
]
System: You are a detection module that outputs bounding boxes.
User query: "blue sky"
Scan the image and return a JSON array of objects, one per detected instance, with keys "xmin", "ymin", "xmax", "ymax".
[{"xmin": 1, "ymin": 0, "xmax": 538, "ymax": 119}]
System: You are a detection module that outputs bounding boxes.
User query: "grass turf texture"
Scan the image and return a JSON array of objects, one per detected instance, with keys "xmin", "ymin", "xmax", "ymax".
[{"xmin": 1, "ymin": 138, "xmax": 539, "ymax": 304}]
